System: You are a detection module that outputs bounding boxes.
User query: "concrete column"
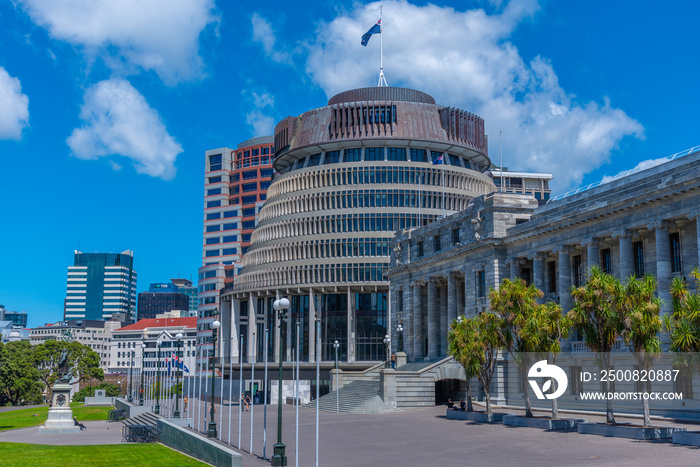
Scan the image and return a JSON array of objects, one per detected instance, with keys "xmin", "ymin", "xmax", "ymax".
[
  {"xmin": 404, "ymin": 285, "xmax": 414, "ymax": 357},
  {"xmin": 412, "ymin": 283, "xmax": 424, "ymax": 358},
  {"xmin": 532, "ymin": 254, "xmax": 545, "ymax": 295},
  {"xmin": 509, "ymin": 259, "xmax": 519, "ymax": 280},
  {"xmin": 347, "ymin": 289, "xmax": 355, "ymax": 362},
  {"xmin": 308, "ymin": 289, "xmax": 316, "ymax": 362},
  {"xmin": 585, "ymin": 238, "xmax": 600, "ymax": 272},
  {"xmin": 248, "ymin": 292, "xmax": 257, "ymax": 362},
  {"xmin": 447, "ymin": 274, "xmax": 457, "ymax": 328},
  {"xmin": 231, "ymin": 298, "xmax": 241, "ymax": 363},
  {"xmin": 616, "ymin": 230, "xmax": 633, "ymax": 279},
  {"xmin": 651, "ymin": 221, "xmax": 672, "ymax": 316},
  {"xmin": 463, "ymin": 268, "xmax": 471, "ymax": 318},
  {"xmin": 557, "ymin": 248, "xmax": 572, "ymax": 312},
  {"xmin": 427, "ymin": 280, "xmax": 439, "ymax": 359},
  {"xmin": 439, "ymin": 281, "xmax": 448, "ymax": 357}
]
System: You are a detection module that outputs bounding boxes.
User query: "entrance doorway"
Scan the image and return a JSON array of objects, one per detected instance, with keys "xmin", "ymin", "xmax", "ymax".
[{"xmin": 435, "ymin": 379, "xmax": 461, "ymax": 405}]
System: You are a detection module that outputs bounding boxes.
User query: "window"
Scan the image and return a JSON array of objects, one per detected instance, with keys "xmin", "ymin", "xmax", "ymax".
[
  {"xmin": 324, "ymin": 151, "xmax": 340, "ymax": 164},
  {"xmin": 242, "ymin": 220, "xmax": 255, "ymax": 230},
  {"xmin": 633, "ymin": 241, "xmax": 645, "ymax": 277},
  {"xmin": 222, "ymin": 235, "xmax": 237, "ymax": 243},
  {"xmin": 242, "ymin": 195, "xmax": 257, "ymax": 204},
  {"xmin": 223, "ymin": 210, "xmax": 238, "ymax": 218},
  {"xmin": 252, "ymin": 148, "xmax": 259, "ymax": 156},
  {"xmin": 476, "ymin": 270, "xmax": 486, "ymax": 298},
  {"xmin": 231, "ymin": 185, "xmax": 239, "ymax": 194},
  {"xmin": 572, "ymin": 255, "xmax": 583, "ymax": 288},
  {"xmin": 222, "ymin": 248, "xmax": 237, "ymax": 256},
  {"xmin": 242, "ymin": 208, "xmax": 255, "ymax": 217},
  {"xmin": 452, "ymin": 228, "xmax": 460, "ymax": 245},
  {"xmin": 205, "ymin": 250, "xmax": 219, "ymax": 257},
  {"xmin": 365, "ymin": 147, "xmax": 384, "ymax": 161},
  {"xmin": 207, "ymin": 188, "xmax": 222, "ymax": 196},
  {"xmin": 307, "ymin": 153, "xmax": 321, "ymax": 167},
  {"xmin": 232, "ymin": 173, "xmax": 240, "ymax": 182},
  {"xmin": 260, "ymin": 168, "xmax": 273, "ymax": 178},
  {"xmin": 670, "ymin": 232, "xmax": 681, "ymax": 273},
  {"xmin": 600, "ymin": 248, "xmax": 612, "ymax": 274},
  {"xmin": 209, "ymin": 154, "xmax": 222, "ymax": 171},
  {"xmin": 205, "ymin": 237, "xmax": 220, "ymax": 245},
  {"xmin": 260, "ymin": 181, "xmax": 271, "ymax": 191},
  {"xmin": 417, "ymin": 241, "xmax": 424, "ymax": 257},
  {"xmin": 243, "ymin": 170, "xmax": 257, "ymax": 180},
  {"xmin": 410, "ymin": 149, "xmax": 426, "ymax": 162},
  {"xmin": 434, "ymin": 235, "xmax": 441, "ymax": 252},
  {"xmin": 206, "ymin": 200, "xmax": 221, "ymax": 208},
  {"xmin": 208, "ymin": 176, "xmax": 221, "ymax": 184},
  {"xmin": 387, "ymin": 147, "xmax": 406, "ymax": 161},
  {"xmin": 242, "ymin": 234, "xmax": 251, "ymax": 242},
  {"xmin": 223, "ymin": 222, "xmax": 238, "ymax": 230},
  {"xmin": 242, "ymin": 183, "xmax": 257, "ymax": 192},
  {"xmin": 206, "ymin": 213, "xmax": 220, "ymax": 220},
  {"xmin": 261, "ymin": 147, "xmax": 269, "ymax": 155},
  {"xmin": 344, "ymin": 149, "xmax": 361, "ymax": 162},
  {"xmin": 547, "ymin": 261, "xmax": 557, "ymax": 294}
]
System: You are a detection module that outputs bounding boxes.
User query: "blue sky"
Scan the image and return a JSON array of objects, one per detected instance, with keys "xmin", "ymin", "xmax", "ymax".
[{"xmin": 1, "ymin": 0, "xmax": 698, "ymax": 327}]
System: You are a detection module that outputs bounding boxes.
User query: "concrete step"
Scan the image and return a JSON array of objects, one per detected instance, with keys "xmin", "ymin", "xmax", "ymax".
[
  {"xmin": 123, "ymin": 411, "xmax": 161, "ymax": 427},
  {"xmin": 305, "ymin": 380, "xmax": 396, "ymax": 414}
]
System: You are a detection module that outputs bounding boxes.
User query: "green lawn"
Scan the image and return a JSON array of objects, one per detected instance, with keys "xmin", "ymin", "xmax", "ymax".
[
  {"xmin": 0, "ymin": 442, "xmax": 208, "ymax": 466},
  {"xmin": 0, "ymin": 404, "xmax": 112, "ymax": 431}
]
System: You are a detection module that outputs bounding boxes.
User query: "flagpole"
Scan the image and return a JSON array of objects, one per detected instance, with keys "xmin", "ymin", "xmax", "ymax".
[
  {"xmin": 442, "ymin": 153, "xmax": 445, "ymax": 217},
  {"xmin": 500, "ymin": 130, "xmax": 504, "ymax": 192},
  {"xmin": 378, "ymin": 6, "xmax": 387, "ymax": 87}
]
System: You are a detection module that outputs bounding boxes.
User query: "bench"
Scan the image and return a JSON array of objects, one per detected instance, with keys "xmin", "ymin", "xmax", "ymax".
[
  {"xmin": 108, "ymin": 409, "xmax": 127, "ymax": 422},
  {"xmin": 122, "ymin": 424, "xmax": 158, "ymax": 443}
]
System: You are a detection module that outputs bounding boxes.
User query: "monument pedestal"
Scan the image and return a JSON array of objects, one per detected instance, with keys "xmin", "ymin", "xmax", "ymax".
[{"xmin": 39, "ymin": 383, "xmax": 80, "ymax": 434}]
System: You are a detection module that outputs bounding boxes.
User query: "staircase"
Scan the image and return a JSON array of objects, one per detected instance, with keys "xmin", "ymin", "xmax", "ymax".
[
  {"xmin": 306, "ymin": 380, "xmax": 396, "ymax": 414},
  {"xmin": 122, "ymin": 411, "xmax": 161, "ymax": 428}
]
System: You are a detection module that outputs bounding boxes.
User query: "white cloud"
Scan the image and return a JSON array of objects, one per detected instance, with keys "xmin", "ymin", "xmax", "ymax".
[
  {"xmin": 303, "ymin": 0, "xmax": 644, "ymax": 191},
  {"xmin": 251, "ymin": 13, "xmax": 292, "ymax": 65},
  {"xmin": 243, "ymin": 90, "xmax": 277, "ymax": 137},
  {"xmin": 67, "ymin": 78, "xmax": 182, "ymax": 179},
  {"xmin": 601, "ymin": 157, "xmax": 669, "ymax": 184},
  {"xmin": 0, "ymin": 67, "xmax": 29, "ymax": 140},
  {"xmin": 18, "ymin": 0, "xmax": 218, "ymax": 85}
]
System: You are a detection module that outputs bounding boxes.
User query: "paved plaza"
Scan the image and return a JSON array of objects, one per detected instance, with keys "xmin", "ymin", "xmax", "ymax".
[{"xmin": 2, "ymin": 402, "xmax": 700, "ymax": 466}]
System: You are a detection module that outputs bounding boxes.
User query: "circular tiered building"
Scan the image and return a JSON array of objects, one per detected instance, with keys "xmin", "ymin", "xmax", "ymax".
[{"xmin": 221, "ymin": 87, "xmax": 495, "ymax": 364}]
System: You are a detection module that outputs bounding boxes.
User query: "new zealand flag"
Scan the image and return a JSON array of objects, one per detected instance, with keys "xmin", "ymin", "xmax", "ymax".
[{"xmin": 361, "ymin": 19, "xmax": 381, "ymax": 46}]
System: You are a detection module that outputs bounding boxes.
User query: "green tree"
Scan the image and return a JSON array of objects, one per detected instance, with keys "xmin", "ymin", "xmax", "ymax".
[
  {"xmin": 447, "ymin": 312, "xmax": 500, "ymax": 413},
  {"xmin": 569, "ymin": 266, "xmax": 625, "ymax": 424},
  {"xmin": 489, "ymin": 278, "xmax": 569, "ymax": 418},
  {"xmin": 34, "ymin": 340, "xmax": 103, "ymax": 389},
  {"xmin": 67, "ymin": 341, "xmax": 104, "ymax": 384},
  {"xmin": 0, "ymin": 341, "xmax": 43, "ymax": 406},
  {"xmin": 620, "ymin": 274, "xmax": 662, "ymax": 427}
]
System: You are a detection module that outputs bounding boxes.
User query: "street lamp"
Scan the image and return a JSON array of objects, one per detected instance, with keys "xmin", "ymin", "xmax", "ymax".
[
  {"xmin": 396, "ymin": 324, "xmax": 404, "ymax": 353},
  {"xmin": 333, "ymin": 340, "xmax": 340, "ymax": 413},
  {"xmin": 139, "ymin": 342, "xmax": 146, "ymax": 406},
  {"xmin": 207, "ymin": 319, "xmax": 221, "ymax": 438},
  {"xmin": 155, "ymin": 339, "xmax": 162, "ymax": 415},
  {"xmin": 174, "ymin": 332, "xmax": 183, "ymax": 418},
  {"xmin": 128, "ymin": 344, "xmax": 134, "ymax": 402},
  {"xmin": 383, "ymin": 335, "xmax": 391, "ymax": 368},
  {"xmin": 271, "ymin": 297, "xmax": 290, "ymax": 467}
]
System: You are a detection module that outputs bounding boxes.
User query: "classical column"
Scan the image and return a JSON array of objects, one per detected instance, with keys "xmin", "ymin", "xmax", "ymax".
[
  {"xmin": 404, "ymin": 285, "xmax": 414, "ymax": 357},
  {"xmin": 691, "ymin": 211, "xmax": 700, "ymax": 268},
  {"xmin": 615, "ymin": 230, "xmax": 633, "ymax": 279},
  {"xmin": 557, "ymin": 247, "xmax": 572, "ymax": 312},
  {"xmin": 412, "ymin": 282, "xmax": 424, "ymax": 358},
  {"xmin": 509, "ymin": 259, "xmax": 519, "ymax": 280},
  {"xmin": 347, "ymin": 289, "xmax": 355, "ymax": 362},
  {"xmin": 427, "ymin": 280, "xmax": 439, "ymax": 359},
  {"xmin": 231, "ymin": 298, "xmax": 242, "ymax": 363},
  {"xmin": 439, "ymin": 280, "xmax": 448, "ymax": 357},
  {"xmin": 532, "ymin": 253, "xmax": 545, "ymax": 295},
  {"xmin": 650, "ymin": 221, "xmax": 672, "ymax": 316},
  {"xmin": 447, "ymin": 274, "xmax": 457, "ymax": 328},
  {"xmin": 308, "ymin": 289, "xmax": 316, "ymax": 362},
  {"xmin": 584, "ymin": 238, "xmax": 600, "ymax": 272}
]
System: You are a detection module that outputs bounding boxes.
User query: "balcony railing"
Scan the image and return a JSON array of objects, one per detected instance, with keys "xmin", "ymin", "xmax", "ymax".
[{"xmin": 571, "ymin": 337, "xmax": 624, "ymax": 353}]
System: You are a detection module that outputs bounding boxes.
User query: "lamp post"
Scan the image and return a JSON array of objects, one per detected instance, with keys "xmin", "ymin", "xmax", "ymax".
[
  {"xmin": 383, "ymin": 335, "xmax": 391, "ymax": 368},
  {"xmin": 174, "ymin": 332, "xmax": 183, "ymax": 418},
  {"xmin": 155, "ymin": 339, "xmax": 162, "ymax": 415},
  {"xmin": 397, "ymin": 324, "xmax": 404, "ymax": 353},
  {"xmin": 333, "ymin": 340, "xmax": 340, "ymax": 413},
  {"xmin": 207, "ymin": 319, "xmax": 221, "ymax": 438},
  {"xmin": 128, "ymin": 345, "xmax": 134, "ymax": 402},
  {"xmin": 271, "ymin": 297, "xmax": 290, "ymax": 467},
  {"xmin": 139, "ymin": 343, "xmax": 146, "ymax": 406}
]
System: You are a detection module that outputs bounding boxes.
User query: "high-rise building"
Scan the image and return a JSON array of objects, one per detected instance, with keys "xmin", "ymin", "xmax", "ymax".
[
  {"xmin": 170, "ymin": 278, "xmax": 198, "ymax": 312},
  {"xmin": 0, "ymin": 306, "xmax": 27, "ymax": 328},
  {"xmin": 137, "ymin": 282, "xmax": 191, "ymax": 320},
  {"xmin": 490, "ymin": 168, "xmax": 552, "ymax": 205},
  {"xmin": 222, "ymin": 86, "xmax": 496, "ymax": 364},
  {"xmin": 64, "ymin": 250, "xmax": 137, "ymax": 322},
  {"xmin": 197, "ymin": 136, "xmax": 274, "ymax": 365}
]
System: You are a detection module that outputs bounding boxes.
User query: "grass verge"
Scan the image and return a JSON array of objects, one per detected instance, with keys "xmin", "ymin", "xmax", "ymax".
[
  {"xmin": 0, "ymin": 404, "xmax": 112, "ymax": 431},
  {"xmin": 0, "ymin": 442, "xmax": 208, "ymax": 466}
]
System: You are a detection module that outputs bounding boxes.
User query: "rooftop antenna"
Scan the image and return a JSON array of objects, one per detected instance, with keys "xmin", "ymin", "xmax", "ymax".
[{"xmin": 378, "ymin": 6, "xmax": 388, "ymax": 87}]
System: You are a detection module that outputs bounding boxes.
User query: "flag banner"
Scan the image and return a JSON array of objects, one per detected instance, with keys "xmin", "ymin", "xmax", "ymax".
[
  {"xmin": 171, "ymin": 354, "xmax": 190, "ymax": 373},
  {"xmin": 432, "ymin": 154, "xmax": 443, "ymax": 165},
  {"xmin": 361, "ymin": 19, "xmax": 381, "ymax": 46}
]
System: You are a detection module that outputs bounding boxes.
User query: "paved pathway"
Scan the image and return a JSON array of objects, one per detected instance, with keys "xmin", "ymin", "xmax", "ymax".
[{"xmin": 0, "ymin": 420, "xmax": 124, "ymax": 445}]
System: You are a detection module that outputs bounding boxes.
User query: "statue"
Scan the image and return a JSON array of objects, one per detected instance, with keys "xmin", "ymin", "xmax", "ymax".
[{"xmin": 55, "ymin": 350, "xmax": 73, "ymax": 384}]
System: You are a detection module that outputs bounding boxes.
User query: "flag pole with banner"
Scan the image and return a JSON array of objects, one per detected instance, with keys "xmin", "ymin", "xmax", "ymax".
[{"xmin": 361, "ymin": 6, "xmax": 387, "ymax": 87}]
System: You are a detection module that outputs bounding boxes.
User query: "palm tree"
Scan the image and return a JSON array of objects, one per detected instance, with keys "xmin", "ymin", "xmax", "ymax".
[
  {"xmin": 569, "ymin": 266, "xmax": 625, "ymax": 424},
  {"xmin": 621, "ymin": 274, "xmax": 662, "ymax": 427}
]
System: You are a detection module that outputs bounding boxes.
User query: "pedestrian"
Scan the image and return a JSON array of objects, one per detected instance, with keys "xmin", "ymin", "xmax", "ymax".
[
  {"xmin": 73, "ymin": 416, "xmax": 86, "ymax": 431},
  {"xmin": 244, "ymin": 393, "xmax": 251, "ymax": 411},
  {"xmin": 446, "ymin": 398, "xmax": 455, "ymax": 410},
  {"xmin": 184, "ymin": 395, "xmax": 189, "ymax": 414},
  {"xmin": 390, "ymin": 352, "xmax": 397, "ymax": 369}
]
